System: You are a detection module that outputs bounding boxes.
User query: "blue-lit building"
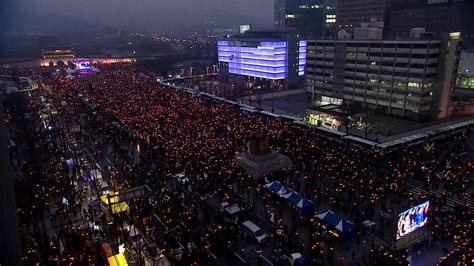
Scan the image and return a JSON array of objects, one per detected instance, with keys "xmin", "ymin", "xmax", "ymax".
[{"xmin": 217, "ymin": 30, "xmax": 306, "ymax": 91}]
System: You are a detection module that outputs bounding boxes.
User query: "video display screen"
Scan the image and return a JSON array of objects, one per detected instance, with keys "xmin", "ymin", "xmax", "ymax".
[
  {"xmin": 74, "ymin": 59, "xmax": 91, "ymax": 70},
  {"xmin": 396, "ymin": 201, "xmax": 430, "ymax": 240}
]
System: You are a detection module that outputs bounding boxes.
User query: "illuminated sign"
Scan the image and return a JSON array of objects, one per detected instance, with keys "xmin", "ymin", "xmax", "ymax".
[
  {"xmin": 396, "ymin": 201, "xmax": 430, "ymax": 240},
  {"xmin": 240, "ymin": 25, "xmax": 251, "ymax": 34},
  {"xmin": 74, "ymin": 58, "xmax": 92, "ymax": 70}
]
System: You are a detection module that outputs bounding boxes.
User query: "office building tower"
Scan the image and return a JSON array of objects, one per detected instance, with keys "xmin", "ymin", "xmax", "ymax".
[
  {"xmin": 336, "ymin": 0, "xmax": 390, "ymax": 31},
  {"xmin": 388, "ymin": 0, "xmax": 474, "ymax": 48},
  {"xmin": 217, "ymin": 30, "xmax": 307, "ymax": 91},
  {"xmin": 305, "ymin": 32, "xmax": 461, "ymax": 120},
  {"xmin": 274, "ymin": 0, "xmax": 336, "ymax": 38}
]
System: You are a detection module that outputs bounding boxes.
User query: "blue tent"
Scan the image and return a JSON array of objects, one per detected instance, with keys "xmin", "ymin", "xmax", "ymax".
[
  {"xmin": 265, "ymin": 181, "xmax": 284, "ymax": 194},
  {"xmin": 316, "ymin": 210, "xmax": 355, "ymax": 239},
  {"xmin": 284, "ymin": 191, "xmax": 303, "ymax": 205},
  {"xmin": 265, "ymin": 181, "xmax": 315, "ymax": 215},
  {"xmin": 297, "ymin": 198, "xmax": 315, "ymax": 213}
]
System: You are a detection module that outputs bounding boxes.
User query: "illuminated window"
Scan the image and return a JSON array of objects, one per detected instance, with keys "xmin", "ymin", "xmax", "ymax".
[
  {"xmin": 286, "ymin": 14, "xmax": 296, "ymax": 19},
  {"xmin": 408, "ymin": 82, "xmax": 421, "ymax": 88}
]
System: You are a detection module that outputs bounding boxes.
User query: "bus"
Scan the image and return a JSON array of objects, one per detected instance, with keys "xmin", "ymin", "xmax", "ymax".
[
  {"xmin": 316, "ymin": 127, "xmax": 347, "ymax": 141},
  {"xmin": 402, "ymin": 133, "xmax": 429, "ymax": 147},
  {"xmin": 377, "ymin": 139, "xmax": 407, "ymax": 151},
  {"xmin": 280, "ymin": 114, "xmax": 302, "ymax": 122},
  {"xmin": 240, "ymin": 107, "xmax": 258, "ymax": 115},
  {"xmin": 259, "ymin": 110, "xmax": 281, "ymax": 119},
  {"xmin": 344, "ymin": 135, "xmax": 378, "ymax": 149},
  {"xmin": 426, "ymin": 127, "xmax": 452, "ymax": 140}
]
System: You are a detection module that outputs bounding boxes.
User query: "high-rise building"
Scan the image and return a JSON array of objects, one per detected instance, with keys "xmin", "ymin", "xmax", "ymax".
[
  {"xmin": 336, "ymin": 0, "xmax": 390, "ymax": 31},
  {"xmin": 274, "ymin": 0, "xmax": 336, "ymax": 38},
  {"xmin": 305, "ymin": 33, "xmax": 461, "ymax": 120},
  {"xmin": 217, "ymin": 30, "xmax": 307, "ymax": 91},
  {"xmin": 388, "ymin": 0, "xmax": 474, "ymax": 48}
]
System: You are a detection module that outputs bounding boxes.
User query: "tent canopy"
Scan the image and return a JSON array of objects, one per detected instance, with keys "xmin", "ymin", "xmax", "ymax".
[
  {"xmin": 286, "ymin": 192, "xmax": 303, "ymax": 205},
  {"xmin": 101, "ymin": 192, "xmax": 130, "ymax": 214},
  {"xmin": 107, "ymin": 253, "xmax": 128, "ymax": 266},
  {"xmin": 265, "ymin": 181, "xmax": 315, "ymax": 214},
  {"xmin": 316, "ymin": 210, "xmax": 355, "ymax": 236},
  {"xmin": 266, "ymin": 181, "xmax": 284, "ymax": 193}
]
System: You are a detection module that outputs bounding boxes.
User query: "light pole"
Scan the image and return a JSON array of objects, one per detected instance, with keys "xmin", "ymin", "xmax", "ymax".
[{"xmin": 272, "ymin": 90, "xmax": 275, "ymax": 113}]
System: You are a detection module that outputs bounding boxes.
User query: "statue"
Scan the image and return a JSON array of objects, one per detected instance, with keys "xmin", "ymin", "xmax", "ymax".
[
  {"xmin": 249, "ymin": 133, "xmax": 271, "ymax": 155},
  {"xmin": 235, "ymin": 132, "xmax": 292, "ymax": 178}
]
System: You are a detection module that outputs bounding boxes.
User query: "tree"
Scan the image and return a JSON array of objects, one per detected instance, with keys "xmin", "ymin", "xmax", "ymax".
[{"xmin": 360, "ymin": 112, "xmax": 376, "ymax": 139}]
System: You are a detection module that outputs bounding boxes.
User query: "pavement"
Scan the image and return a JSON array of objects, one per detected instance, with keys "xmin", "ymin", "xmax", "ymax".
[{"xmin": 243, "ymin": 92, "xmax": 474, "ymax": 143}]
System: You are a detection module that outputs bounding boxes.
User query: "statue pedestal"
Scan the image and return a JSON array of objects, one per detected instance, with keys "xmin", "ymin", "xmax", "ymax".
[{"xmin": 234, "ymin": 150, "xmax": 292, "ymax": 178}]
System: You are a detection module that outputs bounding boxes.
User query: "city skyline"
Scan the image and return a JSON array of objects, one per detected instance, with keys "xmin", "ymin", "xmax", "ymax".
[{"xmin": 2, "ymin": 0, "xmax": 275, "ymax": 33}]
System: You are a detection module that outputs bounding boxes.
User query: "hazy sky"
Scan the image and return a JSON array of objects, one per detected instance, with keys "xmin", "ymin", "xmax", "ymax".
[{"xmin": 3, "ymin": 0, "xmax": 274, "ymax": 32}]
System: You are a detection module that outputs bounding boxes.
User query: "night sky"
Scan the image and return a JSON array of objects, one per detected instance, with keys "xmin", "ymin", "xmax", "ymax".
[{"xmin": 2, "ymin": 0, "xmax": 274, "ymax": 32}]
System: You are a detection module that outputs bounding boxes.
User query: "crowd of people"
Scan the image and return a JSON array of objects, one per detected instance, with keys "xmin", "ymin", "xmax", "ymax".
[{"xmin": 3, "ymin": 64, "xmax": 473, "ymax": 265}]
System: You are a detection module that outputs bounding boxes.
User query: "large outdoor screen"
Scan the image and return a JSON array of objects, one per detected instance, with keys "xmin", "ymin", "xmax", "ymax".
[
  {"xmin": 74, "ymin": 59, "xmax": 92, "ymax": 70},
  {"xmin": 396, "ymin": 201, "xmax": 430, "ymax": 240}
]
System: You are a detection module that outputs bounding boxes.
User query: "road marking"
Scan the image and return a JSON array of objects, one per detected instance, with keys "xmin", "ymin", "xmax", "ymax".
[
  {"xmin": 233, "ymin": 252, "xmax": 247, "ymax": 264},
  {"xmin": 261, "ymin": 255, "xmax": 273, "ymax": 265}
]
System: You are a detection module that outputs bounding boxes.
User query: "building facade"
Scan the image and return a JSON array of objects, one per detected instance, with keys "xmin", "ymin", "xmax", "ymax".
[
  {"xmin": 217, "ymin": 30, "xmax": 307, "ymax": 91},
  {"xmin": 305, "ymin": 35, "xmax": 461, "ymax": 120},
  {"xmin": 336, "ymin": 0, "xmax": 390, "ymax": 31},
  {"xmin": 457, "ymin": 51, "xmax": 474, "ymax": 90},
  {"xmin": 388, "ymin": 0, "xmax": 474, "ymax": 48},
  {"xmin": 40, "ymin": 46, "xmax": 76, "ymax": 66},
  {"xmin": 274, "ymin": 0, "xmax": 336, "ymax": 38}
]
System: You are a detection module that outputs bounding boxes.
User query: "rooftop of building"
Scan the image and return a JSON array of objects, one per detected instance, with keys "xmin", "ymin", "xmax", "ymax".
[
  {"xmin": 42, "ymin": 44, "xmax": 74, "ymax": 51},
  {"xmin": 219, "ymin": 29, "xmax": 299, "ymax": 41},
  {"xmin": 307, "ymin": 38, "xmax": 442, "ymax": 44}
]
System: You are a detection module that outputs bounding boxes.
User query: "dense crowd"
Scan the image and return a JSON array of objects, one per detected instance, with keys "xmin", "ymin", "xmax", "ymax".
[{"xmin": 3, "ymin": 65, "xmax": 473, "ymax": 265}]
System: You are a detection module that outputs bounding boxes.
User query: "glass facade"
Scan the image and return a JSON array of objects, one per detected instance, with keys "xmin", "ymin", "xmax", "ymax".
[
  {"xmin": 218, "ymin": 41, "xmax": 288, "ymax": 80},
  {"xmin": 298, "ymin": 40, "xmax": 308, "ymax": 76}
]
